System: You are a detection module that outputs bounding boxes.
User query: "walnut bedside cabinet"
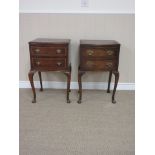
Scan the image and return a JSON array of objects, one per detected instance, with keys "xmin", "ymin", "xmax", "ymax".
[
  {"xmin": 28, "ymin": 38, "xmax": 71, "ymax": 103},
  {"xmin": 78, "ymin": 40, "xmax": 120, "ymax": 104}
]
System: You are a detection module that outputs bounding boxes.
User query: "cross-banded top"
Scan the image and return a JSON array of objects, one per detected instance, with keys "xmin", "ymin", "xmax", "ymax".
[
  {"xmin": 29, "ymin": 38, "xmax": 70, "ymax": 45},
  {"xmin": 80, "ymin": 40, "xmax": 120, "ymax": 46}
]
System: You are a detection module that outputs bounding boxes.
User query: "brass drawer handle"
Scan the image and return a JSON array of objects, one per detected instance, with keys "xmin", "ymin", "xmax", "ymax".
[
  {"xmin": 86, "ymin": 61, "xmax": 94, "ymax": 66},
  {"xmin": 57, "ymin": 62, "xmax": 62, "ymax": 66},
  {"xmin": 106, "ymin": 62, "xmax": 113, "ymax": 68},
  {"xmin": 56, "ymin": 49, "xmax": 62, "ymax": 54},
  {"xmin": 36, "ymin": 61, "xmax": 40, "ymax": 65},
  {"xmin": 35, "ymin": 49, "xmax": 40, "ymax": 53},
  {"xmin": 107, "ymin": 50, "xmax": 113, "ymax": 55},
  {"xmin": 87, "ymin": 50, "xmax": 94, "ymax": 56}
]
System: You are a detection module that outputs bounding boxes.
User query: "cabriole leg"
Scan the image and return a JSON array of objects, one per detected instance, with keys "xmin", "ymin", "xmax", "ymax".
[
  {"xmin": 112, "ymin": 71, "xmax": 119, "ymax": 104},
  {"xmin": 77, "ymin": 70, "xmax": 85, "ymax": 104},
  {"xmin": 28, "ymin": 70, "xmax": 36, "ymax": 103},
  {"xmin": 64, "ymin": 71, "xmax": 71, "ymax": 103},
  {"xmin": 107, "ymin": 70, "xmax": 112, "ymax": 93},
  {"xmin": 38, "ymin": 71, "xmax": 43, "ymax": 91}
]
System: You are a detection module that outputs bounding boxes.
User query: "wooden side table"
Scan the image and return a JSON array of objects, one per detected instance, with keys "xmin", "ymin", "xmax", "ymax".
[
  {"xmin": 78, "ymin": 40, "xmax": 120, "ymax": 104},
  {"xmin": 28, "ymin": 38, "xmax": 71, "ymax": 103}
]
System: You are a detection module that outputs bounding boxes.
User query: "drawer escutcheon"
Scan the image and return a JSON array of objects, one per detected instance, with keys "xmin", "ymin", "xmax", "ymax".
[
  {"xmin": 105, "ymin": 62, "xmax": 113, "ymax": 68},
  {"xmin": 87, "ymin": 50, "xmax": 94, "ymax": 56},
  {"xmin": 57, "ymin": 62, "xmax": 62, "ymax": 66},
  {"xmin": 36, "ymin": 61, "xmax": 40, "ymax": 65},
  {"xmin": 86, "ymin": 61, "xmax": 94, "ymax": 66},
  {"xmin": 35, "ymin": 49, "xmax": 40, "ymax": 53},
  {"xmin": 106, "ymin": 50, "xmax": 114, "ymax": 55},
  {"xmin": 56, "ymin": 49, "xmax": 62, "ymax": 54}
]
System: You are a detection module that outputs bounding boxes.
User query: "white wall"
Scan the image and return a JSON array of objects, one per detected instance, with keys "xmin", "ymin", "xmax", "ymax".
[
  {"xmin": 19, "ymin": 0, "xmax": 135, "ymax": 87},
  {"xmin": 19, "ymin": 0, "xmax": 134, "ymax": 13},
  {"xmin": 20, "ymin": 14, "xmax": 135, "ymax": 83}
]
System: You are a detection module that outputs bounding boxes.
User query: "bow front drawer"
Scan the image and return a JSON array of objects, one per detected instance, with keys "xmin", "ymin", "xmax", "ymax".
[
  {"xmin": 81, "ymin": 48, "xmax": 117, "ymax": 58},
  {"xmin": 32, "ymin": 58, "xmax": 66, "ymax": 70},
  {"xmin": 30, "ymin": 46, "xmax": 66, "ymax": 57},
  {"xmin": 82, "ymin": 60, "xmax": 117, "ymax": 71}
]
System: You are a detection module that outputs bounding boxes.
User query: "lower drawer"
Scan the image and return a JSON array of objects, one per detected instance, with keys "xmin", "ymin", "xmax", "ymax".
[
  {"xmin": 82, "ymin": 60, "xmax": 117, "ymax": 71},
  {"xmin": 32, "ymin": 58, "xmax": 67, "ymax": 70}
]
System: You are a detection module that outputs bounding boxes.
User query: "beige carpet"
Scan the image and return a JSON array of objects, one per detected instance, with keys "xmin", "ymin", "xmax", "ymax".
[{"xmin": 19, "ymin": 89, "xmax": 135, "ymax": 155}]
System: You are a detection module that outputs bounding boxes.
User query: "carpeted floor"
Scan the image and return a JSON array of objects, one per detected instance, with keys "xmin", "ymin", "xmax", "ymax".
[{"xmin": 19, "ymin": 89, "xmax": 135, "ymax": 155}]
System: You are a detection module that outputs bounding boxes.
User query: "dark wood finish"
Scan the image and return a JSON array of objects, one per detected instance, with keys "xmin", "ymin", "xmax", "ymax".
[
  {"xmin": 32, "ymin": 58, "xmax": 67, "ymax": 71},
  {"xmin": 28, "ymin": 38, "xmax": 71, "ymax": 103},
  {"xmin": 28, "ymin": 70, "xmax": 36, "ymax": 103},
  {"xmin": 38, "ymin": 71, "xmax": 43, "ymax": 91},
  {"xmin": 29, "ymin": 38, "xmax": 70, "ymax": 44},
  {"xmin": 112, "ymin": 71, "xmax": 119, "ymax": 103},
  {"xmin": 31, "ymin": 46, "xmax": 67, "ymax": 57},
  {"xmin": 77, "ymin": 69, "xmax": 85, "ymax": 104},
  {"xmin": 78, "ymin": 40, "xmax": 120, "ymax": 104},
  {"xmin": 80, "ymin": 40, "xmax": 120, "ymax": 46},
  {"xmin": 107, "ymin": 71, "xmax": 112, "ymax": 93},
  {"xmin": 81, "ymin": 48, "xmax": 117, "ymax": 58},
  {"xmin": 82, "ymin": 60, "xmax": 117, "ymax": 71},
  {"xmin": 63, "ymin": 65, "xmax": 72, "ymax": 103}
]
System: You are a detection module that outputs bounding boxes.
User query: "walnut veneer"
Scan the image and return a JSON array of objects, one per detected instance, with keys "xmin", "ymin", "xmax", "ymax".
[
  {"xmin": 78, "ymin": 40, "xmax": 120, "ymax": 104},
  {"xmin": 28, "ymin": 38, "xmax": 71, "ymax": 103}
]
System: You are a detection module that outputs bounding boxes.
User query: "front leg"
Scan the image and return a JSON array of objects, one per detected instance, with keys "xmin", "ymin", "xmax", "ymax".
[
  {"xmin": 77, "ymin": 70, "xmax": 85, "ymax": 104},
  {"xmin": 68, "ymin": 64, "xmax": 71, "ymax": 92},
  {"xmin": 38, "ymin": 71, "xmax": 43, "ymax": 91},
  {"xmin": 112, "ymin": 71, "xmax": 119, "ymax": 103},
  {"xmin": 28, "ymin": 70, "xmax": 36, "ymax": 103},
  {"xmin": 107, "ymin": 70, "xmax": 112, "ymax": 93},
  {"xmin": 64, "ymin": 70, "xmax": 71, "ymax": 103}
]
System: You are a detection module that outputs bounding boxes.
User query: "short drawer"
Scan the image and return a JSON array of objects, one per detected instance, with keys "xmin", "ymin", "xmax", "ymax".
[
  {"xmin": 30, "ymin": 46, "xmax": 66, "ymax": 57},
  {"xmin": 82, "ymin": 60, "xmax": 117, "ymax": 71},
  {"xmin": 32, "ymin": 58, "xmax": 66, "ymax": 70},
  {"xmin": 81, "ymin": 48, "xmax": 117, "ymax": 58}
]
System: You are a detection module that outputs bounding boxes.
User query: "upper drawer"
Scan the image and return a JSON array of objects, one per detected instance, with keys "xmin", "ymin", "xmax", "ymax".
[
  {"xmin": 30, "ymin": 46, "xmax": 67, "ymax": 57},
  {"xmin": 81, "ymin": 48, "xmax": 118, "ymax": 58}
]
